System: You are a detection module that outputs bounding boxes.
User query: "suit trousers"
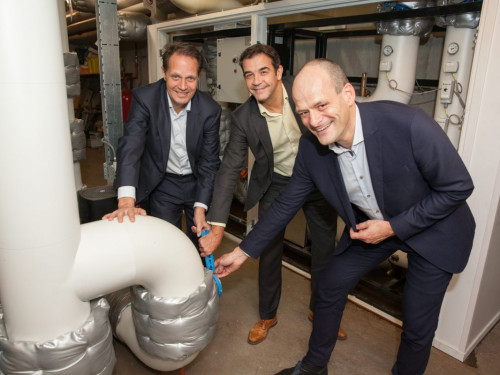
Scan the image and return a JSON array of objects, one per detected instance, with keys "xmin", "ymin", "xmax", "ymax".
[
  {"xmin": 257, "ymin": 173, "xmax": 337, "ymax": 319},
  {"xmin": 304, "ymin": 238, "xmax": 452, "ymax": 375},
  {"xmin": 149, "ymin": 173, "xmax": 198, "ymax": 248}
]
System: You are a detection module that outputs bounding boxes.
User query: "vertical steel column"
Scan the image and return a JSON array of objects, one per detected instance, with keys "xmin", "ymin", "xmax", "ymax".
[
  {"xmin": 96, "ymin": 0, "xmax": 123, "ymax": 183},
  {"xmin": 315, "ymin": 34, "xmax": 327, "ymax": 58}
]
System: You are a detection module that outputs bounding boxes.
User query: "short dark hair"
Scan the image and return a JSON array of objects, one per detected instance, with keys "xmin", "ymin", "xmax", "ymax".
[
  {"xmin": 161, "ymin": 42, "xmax": 204, "ymax": 75},
  {"xmin": 238, "ymin": 43, "xmax": 281, "ymax": 71}
]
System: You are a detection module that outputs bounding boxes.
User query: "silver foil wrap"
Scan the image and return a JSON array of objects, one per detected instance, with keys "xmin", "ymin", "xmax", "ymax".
[
  {"xmin": 64, "ymin": 52, "xmax": 80, "ymax": 98},
  {"xmin": 118, "ymin": 12, "xmax": 151, "ymax": 42},
  {"xmin": 131, "ymin": 269, "xmax": 219, "ymax": 360},
  {"xmin": 377, "ymin": 1, "xmax": 435, "ymax": 37},
  {"xmin": 106, "ymin": 287, "xmax": 132, "ymax": 338},
  {"xmin": 377, "ymin": 18, "xmax": 434, "ymax": 37},
  {"xmin": 0, "ymin": 298, "xmax": 115, "ymax": 375},
  {"xmin": 435, "ymin": 0, "xmax": 480, "ymax": 29}
]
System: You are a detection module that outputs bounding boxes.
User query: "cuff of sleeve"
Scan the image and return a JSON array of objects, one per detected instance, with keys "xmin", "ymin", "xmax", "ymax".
[
  {"xmin": 118, "ymin": 186, "xmax": 136, "ymax": 201},
  {"xmin": 194, "ymin": 202, "xmax": 208, "ymax": 211},
  {"xmin": 207, "ymin": 221, "xmax": 226, "ymax": 228}
]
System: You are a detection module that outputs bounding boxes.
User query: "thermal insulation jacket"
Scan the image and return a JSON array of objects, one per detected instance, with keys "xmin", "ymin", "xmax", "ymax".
[
  {"xmin": 376, "ymin": 1, "xmax": 434, "ymax": 37},
  {"xmin": 118, "ymin": 12, "xmax": 151, "ymax": 41},
  {"xmin": 64, "ymin": 52, "xmax": 80, "ymax": 98},
  {"xmin": 0, "ymin": 298, "xmax": 115, "ymax": 375},
  {"xmin": 131, "ymin": 269, "xmax": 219, "ymax": 360}
]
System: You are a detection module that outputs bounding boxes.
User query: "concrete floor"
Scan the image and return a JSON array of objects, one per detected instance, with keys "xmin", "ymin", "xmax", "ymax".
[
  {"xmin": 109, "ymin": 234, "xmax": 499, "ymax": 375},
  {"xmin": 80, "ymin": 148, "xmax": 499, "ymax": 375}
]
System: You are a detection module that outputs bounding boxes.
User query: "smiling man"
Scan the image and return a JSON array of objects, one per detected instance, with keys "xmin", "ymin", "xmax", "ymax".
[
  {"xmin": 215, "ymin": 58, "xmax": 475, "ymax": 375},
  {"xmin": 104, "ymin": 42, "xmax": 221, "ymax": 251},
  {"xmin": 199, "ymin": 44, "xmax": 343, "ymax": 345}
]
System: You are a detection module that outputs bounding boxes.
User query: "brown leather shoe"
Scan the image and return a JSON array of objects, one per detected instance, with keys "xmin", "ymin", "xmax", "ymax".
[
  {"xmin": 308, "ymin": 310, "xmax": 347, "ymax": 340},
  {"xmin": 248, "ymin": 316, "xmax": 278, "ymax": 344},
  {"xmin": 337, "ymin": 326, "xmax": 347, "ymax": 340}
]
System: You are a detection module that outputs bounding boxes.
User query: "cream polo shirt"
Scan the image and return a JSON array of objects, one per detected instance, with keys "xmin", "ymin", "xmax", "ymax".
[
  {"xmin": 211, "ymin": 84, "xmax": 302, "ymax": 229},
  {"xmin": 257, "ymin": 84, "xmax": 302, "ymax": 177}
]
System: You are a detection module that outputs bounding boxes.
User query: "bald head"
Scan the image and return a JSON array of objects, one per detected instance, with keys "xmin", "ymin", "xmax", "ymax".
[
  {"xmin": 292, "ymin": 58, "xmax": 356, "ymax": 148},
  {"xmin": 296, "ymin": 59, "xmax": 349, "ymax": 94}
]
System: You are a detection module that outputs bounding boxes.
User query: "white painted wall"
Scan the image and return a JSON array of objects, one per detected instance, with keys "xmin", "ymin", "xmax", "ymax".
[{"xmin": 433, "ymin": 0, "xmax": 500, "ymax": 361}]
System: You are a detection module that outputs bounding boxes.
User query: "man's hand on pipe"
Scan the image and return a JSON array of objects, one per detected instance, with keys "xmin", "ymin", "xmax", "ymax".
[{"xmin": 102, "ymin": 197, "xmax": 146, "ymax": 223}]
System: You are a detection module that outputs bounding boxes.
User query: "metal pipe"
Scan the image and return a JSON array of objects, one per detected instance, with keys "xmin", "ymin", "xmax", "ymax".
[{"xmin": 360, "ymin": 72, "xmax": 368, "ymax": 97}]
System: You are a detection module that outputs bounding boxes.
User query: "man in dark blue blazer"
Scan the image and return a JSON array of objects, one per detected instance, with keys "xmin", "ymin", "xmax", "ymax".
[
  {"xmin": 215, "ymin": 59, "xmax": 475, "ymax": 375},
  {"xmin": 103, "ymin": 43, "xmax": 221, "ymax": 248}
]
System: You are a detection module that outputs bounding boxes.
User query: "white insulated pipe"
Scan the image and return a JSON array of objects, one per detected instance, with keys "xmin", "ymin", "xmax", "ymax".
[
  {"xmin": 170, "ymin": 0, "xmax": 253, "ymax": 14},
  {"xmin": 70, "ymin": 217, "xmax": 204, "ymax": 301},
  {"xmin": 0, "ymin": 0, "xmax": 90, "ymax": 342},
  {"xmin": 433, "ymin": 26, "xmax": 476, "ymax": 149},
  {"xmin": 0, "ymin": 7, "xmax": 206, "ymax": 374},
  {"xmin": 357, "ymin": 34, "xmax": 420, "ymax": 104}
]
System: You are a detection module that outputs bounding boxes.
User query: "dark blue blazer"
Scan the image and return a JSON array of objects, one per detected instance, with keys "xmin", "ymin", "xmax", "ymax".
[
  {"xmin": 114, "ymin": 79, "xmax": 221, "ymax": 205},
  {"xmin": 241, "ymin": 101, "xmax": 475, "ymax": 274}
]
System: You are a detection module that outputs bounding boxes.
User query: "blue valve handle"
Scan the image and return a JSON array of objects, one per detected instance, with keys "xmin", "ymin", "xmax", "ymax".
[{"xmin": 201, "ymin": 229, "xmax": 222, "ymax": 296}]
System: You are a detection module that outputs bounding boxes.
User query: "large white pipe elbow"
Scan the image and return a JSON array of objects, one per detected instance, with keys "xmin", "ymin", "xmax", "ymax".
[
  {"xmin": 69, "ymin": 215, "xmax": 206, "ymax": 371},
  {"xmin": 70, "ymin": 216, "xmax": 204, "ymax": 301},
  {"xmin": 357, "ymin": 34, "xmax": 420, "ymax": 104}
]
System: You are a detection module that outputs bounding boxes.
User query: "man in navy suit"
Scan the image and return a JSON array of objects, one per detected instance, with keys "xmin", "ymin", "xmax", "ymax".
[
  {"xmin": 215, "ymin": 58, "xmax": 475, "ymax": 375},
  {"xmin": 103, "ymin": 42, "xmax": 221, "ymax": 248}
]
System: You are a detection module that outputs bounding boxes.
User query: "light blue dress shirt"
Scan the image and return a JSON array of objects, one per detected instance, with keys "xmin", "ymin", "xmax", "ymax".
[
  {"xmin": 166, "ymin": 94, "xmax": 192, "ymax": 175},
  {"xmin": 329, "ymin": 105, "xmax": 383, "ymax": 221}
]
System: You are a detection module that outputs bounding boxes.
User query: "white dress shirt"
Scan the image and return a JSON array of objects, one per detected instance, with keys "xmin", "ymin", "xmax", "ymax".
[{"xmin": 118, "ymin": 93, "xmax": 206, "ymax": 210}]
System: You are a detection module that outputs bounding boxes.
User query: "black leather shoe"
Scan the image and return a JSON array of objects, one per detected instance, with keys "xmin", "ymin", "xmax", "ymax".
[{"xmin": 274, "ymin": 361, "xmax": 328, "ymax": 375}]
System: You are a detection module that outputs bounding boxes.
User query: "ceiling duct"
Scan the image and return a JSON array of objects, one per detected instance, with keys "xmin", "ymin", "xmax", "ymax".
[{"xmin": 169, "ymin": 0, "xmax": 257, "ymax": 15}]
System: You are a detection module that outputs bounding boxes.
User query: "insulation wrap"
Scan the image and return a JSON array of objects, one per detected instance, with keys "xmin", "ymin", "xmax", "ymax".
[
  {"xmin": 0, "ymin": 298, "xmax": 115, "ymax": 375},
  {"xmin": 131, "ymin": 268, "xmax": 219, "ymax": 360}
]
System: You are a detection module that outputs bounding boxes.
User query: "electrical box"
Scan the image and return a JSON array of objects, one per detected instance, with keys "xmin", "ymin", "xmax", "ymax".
[
  {"xmin": 444, "ymin": 61, "xmax": 459, "ymax": 73},
  {"xmin": 379, "ymin": 60, "xmax": 392, "ymax": 72},
  {"xmin": 215, "ymin": 37, "xmax": 251, "ymax": 104},
  {"xmin": 440, "ymin": 80, "xmax": 455, "ymax": 104}
]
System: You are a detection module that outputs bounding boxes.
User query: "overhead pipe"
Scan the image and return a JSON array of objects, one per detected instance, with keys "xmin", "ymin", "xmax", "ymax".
[
  {"xmin": 170, "ymin": 0, "xmax": 255, "ymax": 15},
  {"xmin": 67, "ymin": 1, "xmax": 174, "ymax": 40},
  {"xmin": 66, "ymin": 10, "xmax": 94, "ymax": 25},
  {"xmin": 433, "ymin": 0, "xmax": 480, "ymax": 148},
  {"xmin": 357, "ymin": 1, "xmax": 435, "ymax": 104},
  {"xmin": 0, "ymin": 1, "xmax": 217, "ymax": 373},
  {"xmin": 70, "ymin": 0, "xmax": 144, "ymax": 13}
]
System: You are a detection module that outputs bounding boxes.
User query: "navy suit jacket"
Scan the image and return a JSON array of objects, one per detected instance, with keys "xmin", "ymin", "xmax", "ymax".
[
  {"xmin": 240, "ymin": 101, "xmax": 475, "ymax": 274},
  {"xmin": 114, "ymin": 79, "xmax": 221, "ymax": 205}
]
